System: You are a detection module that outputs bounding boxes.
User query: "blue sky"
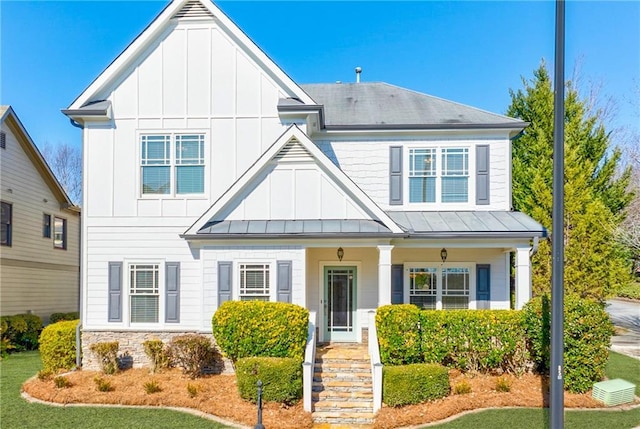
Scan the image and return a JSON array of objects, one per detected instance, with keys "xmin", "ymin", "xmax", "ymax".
[{"xmin": 1, "ymin": 1, "xmax": 638, "ymax": 151}]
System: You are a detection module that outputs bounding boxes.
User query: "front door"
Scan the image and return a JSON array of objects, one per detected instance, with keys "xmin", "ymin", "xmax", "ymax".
[{"xmin": 323, "ymin": 266, "xmax": 357, "ymax": 342}]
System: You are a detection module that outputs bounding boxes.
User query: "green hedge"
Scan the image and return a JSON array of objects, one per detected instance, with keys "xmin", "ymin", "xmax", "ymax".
[
  {"xmin": 523, "ymin": 294, "xmax": 614, "ymax": 393},
  {"xmin": 376, "ymin": 304, "xmax": 422, "ymax": 365},
  {"xmin": 235, "ymin": 356, "xmax": 302, "ymax": 404},
  {"xmin": 212, "ymin": 301, "xmax": 308, "ymax": 362},
  {"xmin": 421, "ymin": 310, "xmax": 529, "ymax": 373},
  {"xmin": 49, "ymin": 312, "xmax": 80, "ymax": 324},
  {"xmin": 376, "ymin": 305, "xmax": 528, "ymax": 373},
  {"xmin": 383, "ymin": 363, "xmax": 450, "ymax": 406},
  {"xmin": 39, "ymin": 319, "xmax": 79, "ymax": 372},
  {"xmin": 1, "ymin": 313, "xmax": 43, "ymax": 352}
]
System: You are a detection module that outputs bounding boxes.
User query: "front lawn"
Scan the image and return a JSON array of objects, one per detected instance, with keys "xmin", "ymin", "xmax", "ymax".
[
  {"xmin": 607, "ymin": 351, "xmax": 640, "ymax": 395},
  {"xmin": 0, "ymin": 352, "xmax": 230, "ymax": 429},
  {"xmin": 617, "ymin": 281, "xmax": 640, "ymax": 300}
]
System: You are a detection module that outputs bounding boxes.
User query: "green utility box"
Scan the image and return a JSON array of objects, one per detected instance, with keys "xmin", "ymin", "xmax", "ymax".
[{"xmin": 592, "ymin": 379, "xmax": 636, "ymax": 406}]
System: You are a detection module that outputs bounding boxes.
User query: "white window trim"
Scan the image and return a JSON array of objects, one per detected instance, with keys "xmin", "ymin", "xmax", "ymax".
[
  {"xmin": 137, "ymin": 130, "xmax": 209, "ymax": 200},
  {"xmin": 233, "ymin": 260, "xmax": 276, "ymax": 302},
  {"xmin": 405, "ymin": 143, "xmax": 476, "ymax": 209},
  {"xmin": 404, "ymin": 262, "xmax": 477, "ymax": 310},
  {"xmin": 125, "ymin": 260, "xmax": 165, "ymax": 328}
]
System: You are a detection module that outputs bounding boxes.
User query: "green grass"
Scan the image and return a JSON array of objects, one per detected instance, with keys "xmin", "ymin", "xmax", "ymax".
[
  {"xmin": 617, "ymin": 281, "xmax": 640, "ymax": 300},
  {"xmin": 426, "ymin": 351, "xmax": 640, "ymax": 429},
  {"xmin": 0, "ymin": 351, "xmax": 230, "ymax": 429},
  {"xmin": 607, "ymin": 351, "xmax": 640, "ymax": 395}
]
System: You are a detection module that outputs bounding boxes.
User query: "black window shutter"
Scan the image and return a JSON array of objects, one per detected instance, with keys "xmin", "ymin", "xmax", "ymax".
[
  {"xmin": 391, "ymin": 264, "xmax": 404, "ymax": 304},
  {"xmin": 218, "ymin": 261, "xmax": 232, "ymax": 305},
  {"xmin": 476, "ymin": 264, "xmax": 491, "ymax": 301},
  {"xmin": 476, "ymin": 145, "xmax": 490, "ymax": 205},
  {"xmin": 165, "ymin": 262, "xmax": 180, "ymax": 323},
  {"xmin": 277, "ymin": 260, "xmax": 292, "ymax": 303},
  {"xmin": 389, "ymin": 146, "xmax": 403, "ymax": 205},
  {"xmin": 108, "ymin": 262, "xmax": 123, "ymax": 322}
]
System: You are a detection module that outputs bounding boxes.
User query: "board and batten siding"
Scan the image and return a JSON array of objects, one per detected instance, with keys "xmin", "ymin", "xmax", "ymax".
[
  {"xmin": 0, "ymin": 123, "xmax": 80, "ymax": 322},
  {"xmin": 315, "ymin": 135, "xmax": 511, "ymax": 212}
]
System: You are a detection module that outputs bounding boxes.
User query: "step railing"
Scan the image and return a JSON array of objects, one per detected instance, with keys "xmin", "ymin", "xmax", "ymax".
[
  {"xmin": 367, "ymin": 310, "xmax": 382, "ymax": 413},
  {"xmin": 303, "ymin": 311, "xmax": 317, "ymax": 412}
]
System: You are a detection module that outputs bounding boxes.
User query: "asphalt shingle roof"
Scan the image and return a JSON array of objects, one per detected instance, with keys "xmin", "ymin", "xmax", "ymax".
[{"xmin": 300, "ymin": 82, "xmax": 526, "ymax": 130}]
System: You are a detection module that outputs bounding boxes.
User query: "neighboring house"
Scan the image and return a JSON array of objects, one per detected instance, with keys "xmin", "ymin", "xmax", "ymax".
[
  {"xmin": 0, "ymin": 106, "xmax": 80, "ymax": 324},
  {"xmin": 63, "ymin": 0, "xmax": 545, "ymax": 367}
]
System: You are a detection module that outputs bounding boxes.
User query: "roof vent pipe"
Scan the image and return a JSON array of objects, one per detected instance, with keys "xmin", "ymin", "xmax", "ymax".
[{"xmin": 355, "ymin": 67, "xmax": 362, "ymax": 83}]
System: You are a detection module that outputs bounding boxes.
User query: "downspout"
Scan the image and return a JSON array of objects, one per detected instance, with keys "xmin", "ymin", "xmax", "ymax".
[
  {"xmin": 69, "ymin": 118, "xmax": 83, "ymax": 129},
  {"xmin": 73, "ymin": 118, "xmax": 84, "ymax": 369},
  {"xmin": 530, "ymin": 236, "xmax": 539, "ymax": 257}
]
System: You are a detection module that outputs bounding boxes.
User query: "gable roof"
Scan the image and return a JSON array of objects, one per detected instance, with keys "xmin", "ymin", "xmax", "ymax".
[
  {"xmin": 0, "ymin": 106, "xmax": 78, "ymax": 211},
  {"xmin": 183, "ymin": 125, "xmax": 403, "ymax": 237},
  {"xmin": 301, "ymin": 82, "xmax": 527, "ymax": 131},
  {"xmin": 66, "ymin": 0, "xmax": 315, "ymax": 112}
]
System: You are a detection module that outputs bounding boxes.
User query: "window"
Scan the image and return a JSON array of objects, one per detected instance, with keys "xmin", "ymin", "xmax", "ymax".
[
  {"xmin": 130, "ymin": 264, "xmax": 159, "ymax": 323},
  {"xmin": 441, "ymin": 148, "xmax": 469, "ymax": 202},
  {"xmin": 406, "ymin": 265, "xmax": 471, "ymax": 310},
  {"xmin": 409, "ymin": 267, "xmax": 437, "ymax": 309},
  {"xmin": 408, "ymin": 147, "xmax": 469, "ymax": 203},
  {"xmin": 43, "ymin": 214, "xmax": 51, "ymax": 238},
  {"xmin": 141, "ymin": 134, "xmax": 205, "ymax": 195},
  {"xmin": 53, "ymin": 217, "xmax": 67, "ymax": 249},
  {"xmin": 239, "ymin": 263, "xmax": 270, "ymax": 301},
  {"xmin": 1, "ymin": 202, "xmax": 11, "ymax": 246},
  {"xmin": 441, "ymin": 267, "xmax": 470, "ymax": 309}
]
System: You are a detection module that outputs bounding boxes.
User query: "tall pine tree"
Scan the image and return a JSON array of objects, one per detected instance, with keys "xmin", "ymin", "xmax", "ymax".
[{"xmin": 507, "ymin": 63, "xmax": 633, "ymax": 300}]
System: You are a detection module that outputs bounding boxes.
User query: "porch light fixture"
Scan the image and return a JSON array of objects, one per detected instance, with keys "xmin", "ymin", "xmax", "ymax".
[
  {"xmin": 440, "ymin": 248, "xmax": 448, "ymax": 263},
  {"xmin": 337, "ymin": 247, "xmax": 344, "ymax": 261}
]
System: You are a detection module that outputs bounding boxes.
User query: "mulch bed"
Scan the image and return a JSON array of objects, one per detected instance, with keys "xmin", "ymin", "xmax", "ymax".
[{"xmin": 23, "ymin": 368, "xmax": 628, "ymax": 429}]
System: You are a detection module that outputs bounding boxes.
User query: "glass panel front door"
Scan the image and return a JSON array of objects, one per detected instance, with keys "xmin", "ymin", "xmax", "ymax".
[{"xmin": 324, "ymin": 266, "xmax": 357, "ymax": 342}]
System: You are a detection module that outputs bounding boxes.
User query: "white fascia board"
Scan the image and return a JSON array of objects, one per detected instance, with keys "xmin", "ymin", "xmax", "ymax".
[
  {"xmin": 69, "ymin": 0, "xmax": 314, "ymax": 110},
  {"xmin": 184, "ymin": 125, "xmax": 403, "ymax": 235}
]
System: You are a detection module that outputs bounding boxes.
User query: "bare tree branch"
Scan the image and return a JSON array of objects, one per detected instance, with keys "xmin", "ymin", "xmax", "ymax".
[{"xmin": 40, "ymin": 142, "xmax": 82, "ymax": 205}]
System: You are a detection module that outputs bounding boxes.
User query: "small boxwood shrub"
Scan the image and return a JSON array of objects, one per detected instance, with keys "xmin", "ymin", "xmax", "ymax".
[
  {"xmin": 49, "ymin": 312, "xmax": 80, "ymax": 324},
  {"xmin": 236, "ymin": 356, "xmax": 302, "ymax": 404},
  {"xmin": 1, "ymin": 313, "xmax": 43, "ymax": 352},
  {"xmin": 523, "ymin": 294, "xmax": 614, "ymax": 393},
  {"xmin": 376, "ymin": 304, "xmax": 422, "ymax": 365},
  {"xmin": 383, "ymin": 363, "xmax": 450, "ymax": 406},
  {"xmin": 39, "ymin": 319, "xmax": 79, "ymax": 372},
  {"xmin": 143, "ymin": 339, "xmax": 171, "ymax": 373},
  {"xmin": 90, "ymin": 341, "xmax": 119, "ymax": 375},
  {"xmin": 169, "ymin": 334, "xmax": 212, "ymax": 379},
  {"xmin": 212, "ymin": 301, "xmax": 308, "ymax": 362}
]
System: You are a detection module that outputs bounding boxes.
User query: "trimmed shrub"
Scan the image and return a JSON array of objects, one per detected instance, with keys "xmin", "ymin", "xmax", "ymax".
[
  {"xmin": 212, "ymin": 301, "xmax": 308, "ymax": 362},
  {"xmin": 39, "ymin": 319, "xmax": 79, "ymax": 372},
  {"xmin": 90, "ymin": 341, "xmax": 119, "ymax": 375},
  {"xmin": 495, "ymin": 376, "xmax": 511, "ymax": 392},
  {"xmin": 376, "ymin": 304, "xmax": 422, "ymax": 365},
  {"xmin": 169, "ymin": 334, "xmax": 212, "ymax": 379},
  {"xmin": 235, "ymin": 356, "xmax": 302, "ymax": 404},
  {"xmin": 49, "ymin": 312, "xmax": 80, "ymax": 324},
  {"xmin": 523, "ymin": 294, "xmax": 614, "ymax": 393},
  {"xmin": 54, "ymin": 375, "xmax": 72, "ymax": 389},
  {"xmin": 383, "ymin": 363, "xmax": 450, "ymax": 406},
  {"xmin": 143, "ymin": 339, "xmax": 171, "ymax": 373},
  {"xmin": 1, "ymin": 313, "xmax": 43, "ymax": 352},
  {"xmin": 453, "ymin": 380, "xmax": 472, "ymax": 395},
  {"xmin": 421, "ymin": 310, "xmax": 529, "ymax": 373},
  {"xmin": 93, "ymin": 376, "xmax": 113, "ymax": 392}
]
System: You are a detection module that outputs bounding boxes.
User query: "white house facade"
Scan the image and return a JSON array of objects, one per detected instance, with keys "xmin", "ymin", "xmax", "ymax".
[{"xmin": 63, "ymin": 0, "xmax": 545, "ymax": 367}]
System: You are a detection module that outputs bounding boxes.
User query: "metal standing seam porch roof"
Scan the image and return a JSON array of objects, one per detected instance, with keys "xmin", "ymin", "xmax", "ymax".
[{"xmin": 190, "ymin": 212, "xmax": 546, "ymax": 239}]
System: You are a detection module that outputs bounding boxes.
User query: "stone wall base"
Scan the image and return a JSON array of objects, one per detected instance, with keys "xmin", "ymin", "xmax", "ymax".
[
  {"xmin": 81, "ymin": 330, "xmax": 234, "ymax": 374},
  {"xmin": 361, "ymin": 327, "xmax": 369, "ymax": 344}
]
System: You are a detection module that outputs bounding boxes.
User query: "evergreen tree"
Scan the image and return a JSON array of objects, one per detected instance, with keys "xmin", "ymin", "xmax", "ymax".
[{"xmin": 507, "ymin": 63, "xmax": 633, "ymax": 300}]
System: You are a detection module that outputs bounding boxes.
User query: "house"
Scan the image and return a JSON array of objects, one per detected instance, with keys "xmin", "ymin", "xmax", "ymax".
[
  {"xmin": 0, "ymin": 106, "xmax": 81, "ymax": 324},
  {"xmin": 63, "ymin": 0, "xmax": 545, "ymax": 368}
]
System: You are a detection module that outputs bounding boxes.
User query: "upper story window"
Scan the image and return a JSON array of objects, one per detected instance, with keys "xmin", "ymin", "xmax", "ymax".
[
  {"xmin": 53, "ymin": 216, "xmax": 67, "ymax": 250},
  {"xmin": 408, "ymin": 147, "xmax": 469, "ymax": 204},
  {"xmin": 140, "ymin": 134, "xmax": 205, "ymax": 196},
  {"xmin": 43, "ymin": 214, "xmax": 51, "ymax": 238},
  {"xmin": 1, "ymin": 202, "xmax": 12, "ymax": 246},
  {"xmin": 239, "ymin": 263, "xmax": 271, "ymax": 301}
]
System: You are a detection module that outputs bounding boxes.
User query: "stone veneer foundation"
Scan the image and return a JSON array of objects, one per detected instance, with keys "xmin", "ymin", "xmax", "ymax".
[{"xmin": 81, "ymin": 330, "xmax": 233, "ymax": 374}]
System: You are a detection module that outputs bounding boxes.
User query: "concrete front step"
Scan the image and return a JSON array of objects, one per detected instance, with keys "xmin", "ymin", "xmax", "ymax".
[
  {"xmin": 312, "ymin": 390, "xmax": 373, "ymax": 400},
  {"xmin": 314, "ymin": 362, "xmax": 370, "ymax": 371},
  {"xmin": 314, "ymin": 400, "xmax": 373, "ymax": 409},
  {"xmin": 313, "ymin": 373, "xmax": 372, "ymax": 383},
  {"xmin": 313, "ymin": 379, "xmax": 372, "ymax": 388},
  {"xmin": 312, "ymin": 411, "xmax": 375, "ymax": 424}
]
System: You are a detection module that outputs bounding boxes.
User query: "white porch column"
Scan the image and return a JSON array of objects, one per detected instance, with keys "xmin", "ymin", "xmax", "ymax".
[
  {"xmin": 514, "ymin": 246, "xmax": 532, "ymax": 309},
  {"xmin": 377, "ymin": 245, "xmax": 394, "ymax": 307}
]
